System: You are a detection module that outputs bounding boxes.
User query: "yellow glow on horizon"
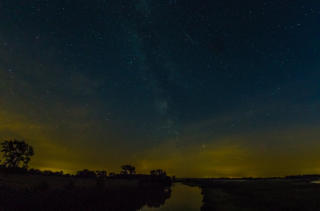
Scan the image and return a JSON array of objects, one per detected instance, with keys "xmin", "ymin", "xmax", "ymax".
[{"xmin": 1, "ymin": 106, "xmax": 320, "ymax": 177}]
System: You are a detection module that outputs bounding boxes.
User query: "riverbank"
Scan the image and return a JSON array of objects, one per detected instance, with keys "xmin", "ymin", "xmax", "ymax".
[{"xmin": 182, "ymin": 178, "xmax": 320, "ymax": 211}]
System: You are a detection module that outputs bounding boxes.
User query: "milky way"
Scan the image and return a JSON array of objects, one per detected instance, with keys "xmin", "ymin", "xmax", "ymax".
[{"xmin": 0, "ymin": 0, "xmax": 320, "ymax": 177}]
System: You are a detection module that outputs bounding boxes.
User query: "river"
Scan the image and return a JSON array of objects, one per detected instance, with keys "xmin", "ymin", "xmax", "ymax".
[{"xmin": 141, "ymin": 183, "xmax": 203, "ymax": 211}]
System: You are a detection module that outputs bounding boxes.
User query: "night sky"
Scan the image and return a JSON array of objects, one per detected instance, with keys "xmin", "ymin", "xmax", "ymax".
[{"xmin": 1, "ymin": 0, "xmax": 320, "ymax": 177}]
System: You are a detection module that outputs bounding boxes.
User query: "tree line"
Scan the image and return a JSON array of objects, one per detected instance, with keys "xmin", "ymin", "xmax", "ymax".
[{"xmin": 0, "ymin": 139, "xmax": 170, "ymax": 179}]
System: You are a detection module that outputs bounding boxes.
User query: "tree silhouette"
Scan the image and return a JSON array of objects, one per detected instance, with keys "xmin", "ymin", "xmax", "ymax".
[
  {"xmin": 150, "ymin": 169, "xmax": 167, "ymax": 177},
  {"xmin": 76, "ymin": 169, "xmax": 96, "ymax": 178},
  {"xmin": 1, "ymin": 139, "xmax": 34, "ymax": 168},
  {"xmin": 96, "ymin": 170, "xmax": 107, "ymax": 179},
  {"xmin": 121, "ymin": 165, "xmax": 136, "ymax": 175}
]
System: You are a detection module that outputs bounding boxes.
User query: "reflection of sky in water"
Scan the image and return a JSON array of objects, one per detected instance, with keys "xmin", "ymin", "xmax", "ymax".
[{"xmin": 142, "ymin": 183, "xmax": 203, "ymax": 211}]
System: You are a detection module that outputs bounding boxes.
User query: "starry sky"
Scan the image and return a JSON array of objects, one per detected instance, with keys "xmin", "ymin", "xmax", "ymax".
[{"xmin": 0, "ymin": 0, "xmax": 320, "ymax": 177}]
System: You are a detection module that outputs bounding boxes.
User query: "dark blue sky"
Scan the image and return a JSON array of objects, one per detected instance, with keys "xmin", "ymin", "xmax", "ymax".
[{"xmin": 0, "ymin": 0, "xmax": 320, "ymax": 177}]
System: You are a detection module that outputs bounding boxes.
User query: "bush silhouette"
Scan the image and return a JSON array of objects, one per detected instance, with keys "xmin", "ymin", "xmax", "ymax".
[
  {"xmin": 96, "ymin": 170, "xmax": 107, "ymax": 179},
  {"xmin": 76, "ymin": 169, "xmax": 96, "ymax": 178},
  {"xmin": 150, "ymin": 169, "xmax": 167, "ymax": 177},
  {"xmin": 121, "ymin": 165, "xmax": 136, "ymax": 175}
]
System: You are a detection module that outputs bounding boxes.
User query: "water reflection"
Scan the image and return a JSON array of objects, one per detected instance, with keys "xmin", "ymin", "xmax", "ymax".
[
  {"xmin": 143, "ymin": 186, "xmax": 172, "ymax": 208},
  {"xmin": 141, "ymin": 183, "xmax": 203, "ymax": 211}
]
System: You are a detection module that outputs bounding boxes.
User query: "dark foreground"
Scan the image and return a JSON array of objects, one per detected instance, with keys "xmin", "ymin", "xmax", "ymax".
[
  {"xmin": 182, "ymin": 177, "xmax": 320, "ymax": 211},
  {"xmin": 2, "ymin": 173, "xmax": 320, "ymax": 211},
  {"xmin": 0, "ymin": 173, "xmax": 171, "ymax": 210}
]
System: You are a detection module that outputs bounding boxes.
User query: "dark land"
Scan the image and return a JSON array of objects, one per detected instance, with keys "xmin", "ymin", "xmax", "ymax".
[
  {"xmin": 2, "ymin": 169, "xmax": 320, "ymax": 210},
  {"xmin": 0, "ymin": 168, "xmax": 172, "ymax": 211},
  {"xmin": 181, "ymin": 176, "xmax": 320, "ymax": 211}
]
